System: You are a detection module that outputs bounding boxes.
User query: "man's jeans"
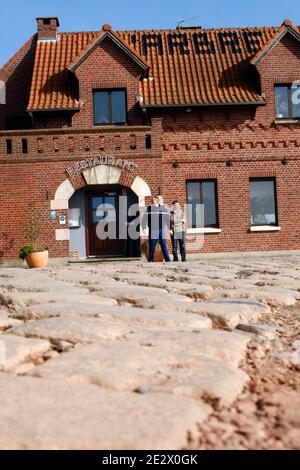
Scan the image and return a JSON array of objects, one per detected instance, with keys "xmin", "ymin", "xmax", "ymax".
[
  {"xmin": 149, "ymin": 230, "xmax": 171, "ymax": 262},
  {"xmin": 171, "ymin": 231, "xmax": 186, "ymax": 261}
]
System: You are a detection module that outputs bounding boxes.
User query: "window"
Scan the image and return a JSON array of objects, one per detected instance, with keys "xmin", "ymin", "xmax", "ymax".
[
  {"xmin": 275, "ymin": 84, "xmax": 300, "ymax": 119},
  {"xmin": 21, "ymin": 138, "xmax": 28, "ymax": 154},
  {"xmin": 187, "ymin": 180, "xmax": 218, "ymax": 228},
  {"xmin": 250, "ymin": 178, "xmax": 278, "ymax": 226},
  {"xmin": 94, "ymin": 90, "xmax": 127, "ymax": 125},
  {"xmin": 6, "ymin": 139, "xmax": 12, "ymax": 155},
  {"xmin": 145, "ymin": 134, "xmax": 152, "ymax": 149}
]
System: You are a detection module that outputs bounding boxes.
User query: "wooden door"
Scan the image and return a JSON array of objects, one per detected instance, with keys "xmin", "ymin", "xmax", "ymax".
[{"xmin": 87, "ymin": 191, "xmax": 124, "ymax": 257}]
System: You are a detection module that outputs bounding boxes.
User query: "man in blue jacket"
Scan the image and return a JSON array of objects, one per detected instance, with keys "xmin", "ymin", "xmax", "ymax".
[{"xmin": 142, "ymin": 196, "xmax": 171, "ymax": 262}]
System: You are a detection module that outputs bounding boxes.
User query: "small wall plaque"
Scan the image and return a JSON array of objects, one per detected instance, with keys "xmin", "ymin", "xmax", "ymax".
[
  {"xmin": 69, "ymin": 208, "xmax": 81, "ymax": 228},
  {"xmin": 59, "ymin": 215, "xmax": 66, "ymax": 225}
]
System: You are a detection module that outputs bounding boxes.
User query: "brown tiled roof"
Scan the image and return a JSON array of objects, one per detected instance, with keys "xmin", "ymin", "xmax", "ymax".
[
  {"xmin": 250, "ymin": 20, "xmax": 300, "ymax": 65},
  {"xmin": 69, "ymin": 24, "xmax": 149, "ymax": 73},
  {"xmin": 25, "ymin": 21, "xmax": 300, "ymax": 111}
]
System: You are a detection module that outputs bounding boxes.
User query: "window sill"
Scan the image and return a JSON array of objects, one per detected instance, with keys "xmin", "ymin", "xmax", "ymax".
[
  {"xmin": 250, "ymin": 226, "xmax": 281, "ymax": 232},
  {"xmin": 187, "ymin": 228, "xmax": 222, "ymax": 234},
  {"xmin": 274, "ymin": 119, "xmax": 300, "ymax": 125},
  {"xmin": 93, "ymin": 123, "xmax": 127, "ymax": 127}
]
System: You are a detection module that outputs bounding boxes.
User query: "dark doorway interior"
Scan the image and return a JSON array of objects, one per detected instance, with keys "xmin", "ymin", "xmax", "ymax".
[{"xmin": 86, "ymin": 185, "xmax": 141, "ymax": 258}]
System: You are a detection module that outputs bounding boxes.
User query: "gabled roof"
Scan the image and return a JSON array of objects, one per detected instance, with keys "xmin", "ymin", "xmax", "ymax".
[
  {"xmin": 68, "ymin": 24, "xmax": 149, "ymax": 73},
  {"xmin": 23, "ymin": 20, "xmax": 300, "ymax": 111},
  {"xmin": 251, "ymin": 19, "xmax": 300, "ymax": 65}
]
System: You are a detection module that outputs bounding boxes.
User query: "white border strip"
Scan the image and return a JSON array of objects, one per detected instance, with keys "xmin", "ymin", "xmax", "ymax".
[{"xmin": 250, "ymin": 226, "xmax": 281, "ymax": 232}]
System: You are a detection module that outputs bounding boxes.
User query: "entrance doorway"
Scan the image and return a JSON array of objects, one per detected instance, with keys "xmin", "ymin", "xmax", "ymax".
[
  {"xmin": 74, "ymin": 185, "xmax": 141, "ymax": 259},
  {"xmin": 87, "ymin": 190, "xmax": 123, "ymax": 257}
]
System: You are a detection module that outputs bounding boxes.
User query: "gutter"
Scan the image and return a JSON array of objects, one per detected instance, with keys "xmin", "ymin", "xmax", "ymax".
[
  {"xmin": 26, "ymin": 101, "xmax": 266, "ymax": 113},
  {"xmin": 27, "ymin": 108, "xmax": 80, "ymax": 112},
  {"xmin": 142, "ymin": 101, "xmax": 266, "ymax": 109}
]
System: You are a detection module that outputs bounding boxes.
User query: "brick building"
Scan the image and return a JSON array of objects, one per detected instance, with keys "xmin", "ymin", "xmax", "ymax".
[{"xmin": 0, "ymin": 17, "xmax": 299, "ymax": 261}]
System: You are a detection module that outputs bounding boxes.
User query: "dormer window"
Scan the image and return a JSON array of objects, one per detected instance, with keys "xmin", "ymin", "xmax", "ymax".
[
  {"xmin": 275, "ymin": 84, "xmax": 300, "ymax": 120},
  {"xmin": 94, "ymin": 89, "xmax": 127, "ymax": 125}
]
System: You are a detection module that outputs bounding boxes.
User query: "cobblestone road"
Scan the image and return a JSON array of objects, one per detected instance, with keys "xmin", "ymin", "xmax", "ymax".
[{"xmin": 0, "ymin": 255, "xmax": 299, "ymax": 449}]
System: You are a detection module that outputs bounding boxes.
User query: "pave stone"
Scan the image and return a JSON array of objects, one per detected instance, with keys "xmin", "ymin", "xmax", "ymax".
[
  {"xmin": 0, "ymin": 291, "xmax": 118, "ymax": 309},
  {"xmin": 192, "ymin": 299, "xmax": 270, "ymax": 329},
  {"xmin": 0, "ymin": 311, "xmax": 21, "ymax": 331},
  {"xmin": 0, "ymin": 277, "xmax": 90, "ymax": 294},
  {"xmin": 236, "ymin": 323, "xmax": 278, "ymax": 339},
  {"xmin": 12, "ymin": 303, "xmax": 212, "ymax": 329},
  {"xmin": 264, "ymin": 391, "xmax": 300, "ymax": 427},
  {"xmin": 292, "ymin": 340, "xmax": 300, "ymax": 351},
  {"xmin": 0, "ymin": 373, "xmax": 211, "ymax": 450},
  {"xmin": 275, "ymin": 351, "xmax": 300, "ymax": 367},
  {"xmin": 215, "ymin": 287, "xmax": 299, "ymax": 307},
  {"xmin": 95, "ymin": 285, "xmax": 193, "ymax": 306},
  {"xmin": 9, "ymin": 316, "xmax": 147, "ymax": 344},
  {"xmin": 32, "ymin": 340, "xmax": 248, "ymax": 406},
  {"xmin": 11, "ymin": 317, "xmax": 249, "ymax": 365},
  {"xmin": 131, "ymin": 329, "xmax": 251, "ymax": 367},
  {"xmin": 0, "ymin": 334, "xmax": 50, "ymax": 372}
]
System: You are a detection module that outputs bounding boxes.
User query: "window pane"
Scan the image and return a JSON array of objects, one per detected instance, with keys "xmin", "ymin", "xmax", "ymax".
[
  {"xmin": 291, "ymin": 84, "xmax": 300, "ymax": 118},
  {"xmin": 202, "ymin": 181, "xmax": 217, "ymax": 227},
  {"xmin": 94, "ymin": 92, "xmax": 109, "ymax": 124},
  {"xmin": 250, "ymin": 179, "xmax": 277, "ymax": 225},
  {"xmin": 92, "ymin": 197, "xmax": 103, "ymax": 209},
  {"xmin": 111, "ymin": 91, "xmax": 126, "ymax": 123},
  {"xmin": 275, "ymin": 86, "xmax": 289, "ymax": 118},
  {"xmin": 104, "ymin": 196, "xmax": 116, "ymax": 208},
  {"xmin": 187, "ymin": 181, "xmax": 217, "ymax": 228},
  {"xmin": 187, "ymin": 182, "xmax": 201, "ymax": 228},
  {"xmin": 93, "ymin": 210, "xmax": 105, "ymax": 223}
]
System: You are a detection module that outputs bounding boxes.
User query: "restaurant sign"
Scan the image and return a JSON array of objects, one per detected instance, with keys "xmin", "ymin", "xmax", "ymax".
[{"xmin": 65, "ymin": 156, "xmax": 137, "ymax": 178}]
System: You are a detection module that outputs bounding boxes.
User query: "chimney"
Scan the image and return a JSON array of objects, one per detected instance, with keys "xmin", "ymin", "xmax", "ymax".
[{"xmin": 36, "ymin": 17, "xmax": 60, "ymax": 41}]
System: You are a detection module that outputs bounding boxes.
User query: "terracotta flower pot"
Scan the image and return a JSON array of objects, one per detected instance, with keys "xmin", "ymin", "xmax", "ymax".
[
  {"xmin": 141, "ymin": 240, "xmax": 165, "ymax": 263},
  {"xmin": 153, "ymin": 250, "xmax": 164, "ymax": 262},
  {"xmin": 26, "ymin": 250, "xmax": 49, "ymax": 269},
  {"xmin": 144, "ymin": 249, "xmax": 164, "ymax": 262}
]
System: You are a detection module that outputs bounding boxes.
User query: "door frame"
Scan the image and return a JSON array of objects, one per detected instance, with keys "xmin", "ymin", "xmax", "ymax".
[{"xmin": 85, "ymin": 185, "xmax": 126, "ymax": 258}]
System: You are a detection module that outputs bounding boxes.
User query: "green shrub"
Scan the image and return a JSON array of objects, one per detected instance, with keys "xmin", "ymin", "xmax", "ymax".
[
  {"xmin": 19, "ymin": 245, "xmax": 34, "ymax": 260},
  {"xmin": 22, "ymin": 209, "xmax": 42, "ymax": 250}
]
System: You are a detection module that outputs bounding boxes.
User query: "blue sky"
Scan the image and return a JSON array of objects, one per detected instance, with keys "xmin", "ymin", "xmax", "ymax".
[{"xmin": 1, "ymin": 0, "xmax": 300, "ymax": 66}]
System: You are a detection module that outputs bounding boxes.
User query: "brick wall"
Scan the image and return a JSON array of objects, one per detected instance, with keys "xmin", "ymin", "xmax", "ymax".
[
  {"xmin": 257, "ymin": 34, "xmax": 300, "ymax": 124},
  {"xmin": 1, "ymin": 29, "xmax": 300, "ymax": 259},
  {"xmin": 72, "ymin": 37, "xmax": 144, "ymax": 127},
  {"xmin": 33, "ymin": 112, "xmax": 73, "ymax": 129},
  {"xmin": 0, "ymin": 151, "xmax": 162, "ymax": 259}
]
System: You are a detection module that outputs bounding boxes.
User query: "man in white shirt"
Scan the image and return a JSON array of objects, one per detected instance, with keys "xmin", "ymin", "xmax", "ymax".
[{"xmin": 170, "ymin": 201, "xmax": 186, "ymax": 262}]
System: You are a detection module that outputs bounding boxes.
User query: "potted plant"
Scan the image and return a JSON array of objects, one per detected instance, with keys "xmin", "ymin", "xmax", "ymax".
[
  {"xmin": 19, "ymin": 210, "xmax": 48, "ymax": 268},
  {"xmin": 141, "ymin": 239, "xmax": 164, "ymax": 262}
]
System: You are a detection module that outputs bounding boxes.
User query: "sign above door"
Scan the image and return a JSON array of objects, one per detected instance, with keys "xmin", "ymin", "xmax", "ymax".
[{"xmin": 65, "ymin": 156, "xmax": 137, "ymax": 178}]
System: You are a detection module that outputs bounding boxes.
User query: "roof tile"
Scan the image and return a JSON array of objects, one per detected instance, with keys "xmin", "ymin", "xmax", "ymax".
[{"xmin": 24, "ymin": 23, "xmax": 300, "ymax": 110}]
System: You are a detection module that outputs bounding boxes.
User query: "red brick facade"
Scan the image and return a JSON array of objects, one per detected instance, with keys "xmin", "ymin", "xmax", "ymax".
[{"xmin": 0, "ymin": 18, "xmax": 300, "ymax": 260}]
